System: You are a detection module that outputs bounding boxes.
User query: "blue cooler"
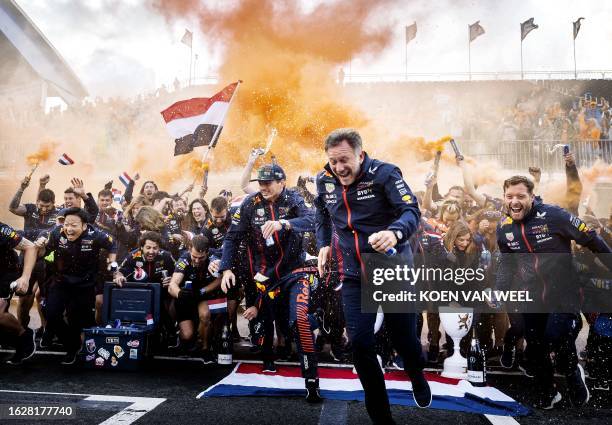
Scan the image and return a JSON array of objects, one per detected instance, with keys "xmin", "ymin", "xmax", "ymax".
[{"xmin": 80, "ymin": 282, "xmax": 161, "ymax": 370}]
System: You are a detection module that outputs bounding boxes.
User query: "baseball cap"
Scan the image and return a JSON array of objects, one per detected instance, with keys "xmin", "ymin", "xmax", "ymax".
[{"xmin": 250, "ymin": 164, "xmax": 286, "ymax": 182}]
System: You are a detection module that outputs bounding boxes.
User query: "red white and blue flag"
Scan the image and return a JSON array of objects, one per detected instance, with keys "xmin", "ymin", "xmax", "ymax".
[
  {"xmin": 160, "ymin": 82, "xmax": 239, "ymax": 156},
  {"xmin": 58, "ymin": 153, "xmax": 74, "ymax": 165},
  {"xmin": 200, "ymin": 363, "xmax": 529, "ymax": 417},
  {"xmin": 118, "ymin": 172, "xmax": 133, "ymax": 188},
  {"xmin": 207, "ymin": 297, "xmax": 227, "ymax": 313},
  {"xmin": 111, "ymin": 188, "xmax": 123, "ymax": 203}
]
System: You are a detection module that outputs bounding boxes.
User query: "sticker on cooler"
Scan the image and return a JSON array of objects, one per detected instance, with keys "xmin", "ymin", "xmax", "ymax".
[
  {"xmin": 114, "ymin": 345, "xmax": 125, "ymax": 358},
  {"xmin": 97, "ymin": 347, "xmax": 111, "ymax": 360},
  {"xmin": 130, "ymin": 348, "xmax": 138, "ymax": 359}
]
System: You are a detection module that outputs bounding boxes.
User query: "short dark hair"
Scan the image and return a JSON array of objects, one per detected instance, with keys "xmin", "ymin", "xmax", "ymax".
[
  {"xmin": 503, "ymin": 175, "xmax": 535, "ymax": 194},
  {"xmin": 98, "ymin": 189, "xmax": 113, "ymax": 199},
  {"xmin": 210, "ymin": 196, "xmax": 228, "ymax": 212},
  {"xmin": 152, "ymin": 191, "xmax": 170, "ymax": 202},
  {"xmin": 139, "ymin": 231, "xmax": 162, "ymax": 248},
  {"xmin": 324, "ymin": 128, "xmax": 363, "ymax": 152},
  {"xmin": 191, "ymin": 234, "xmax": 210, "ymax": 253},
  {"xmin": 37, "ymin": 189, "xmax": 55, "ymax": 204},
  {"xmin": 62, "ymin": 207, "xmax": 88, "ymax": 223},
  {"xmin": 64, "ymin": 187, "xmax": 76, "ymax": 195}
]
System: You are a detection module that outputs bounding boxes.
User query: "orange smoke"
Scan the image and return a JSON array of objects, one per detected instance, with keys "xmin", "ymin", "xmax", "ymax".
[
  {"xmin": 26, "ymin": 141, "xmax": 58, "ymax": 165},
  {"xmin": 151, "ymin": 0, "xmax": 395, "ymax": 178}
]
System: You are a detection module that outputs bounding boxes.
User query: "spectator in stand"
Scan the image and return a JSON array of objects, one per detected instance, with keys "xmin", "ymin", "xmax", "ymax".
[{"xmin": 139, "ymin": 181, "xmax": 159, "ymax": 205}]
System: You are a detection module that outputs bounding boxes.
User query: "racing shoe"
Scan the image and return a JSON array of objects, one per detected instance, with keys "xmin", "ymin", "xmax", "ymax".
[
  {"xmin": 60, "ymin": 350, "xmax": 79, "ymax": 366},
  {"xmin": 201, "ymin": 350, "xmax": 216, "ymax": 365},
  {"xmin": 534, "ymin": 390, "xmax": 562, "ymax": 410},
  {"xmin": 500, "ymin": 343, "xmax": 515, "ymax": 369},
  {"xmin": 407, "ymin": 369, "xmax": 432, "ymax": 408},
  {"xmin": 6, "ymin": 328, "xmax": 36, "ymax": 365},
  {"xmin": 305, "ymin": 378, "xmax": 322, "ymax": 403},
  {"xmin": 567, "ymin": 364, "xmax": 590, "ymax": 407},
  {"xmin": 39, "ymin": 328, "xmax": 55, "ymax": 349},
  {"xmin": 262, "ymin": 359, "xmax": 277, "ymax": 373}
]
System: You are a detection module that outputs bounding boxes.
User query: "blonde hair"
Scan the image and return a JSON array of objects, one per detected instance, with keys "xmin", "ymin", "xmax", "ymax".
[
  {"xmin": 135, "ymin": 206, "xmax": 166, "ymax": 231},
  {"xmin": 124, "ymin": 195, "xmax": 147, "ymax": 220},
  {"xmin": 443, "ymin": 221, "xmax": 476, "ymax": 254},
  {"xmin": 439, "ymin": 200, "xmax": 462, "ymax": 223}
]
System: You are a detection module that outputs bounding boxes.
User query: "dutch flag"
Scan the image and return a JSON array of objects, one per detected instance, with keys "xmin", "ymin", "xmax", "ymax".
[
  {"xmin": 200, "ymin": 363, "xmax": 530, "ymax": 417},
  {"xmin": 161, "ymin": 81, "xmax": 240, "ymax": 156},
  {"xmin": 208, "ymin": 298, "xmax": 227, "ymax": 314},
  {"xmin": 111, "ymin": 188, "xmax": 123, "ymax": 203},
  {"xmin": 58, "ymin": 153, "xmax": 74, "ymax": 165},
  {"xmin": 119, "ymin": 172, "xmax": 133, "ymax": 188}
]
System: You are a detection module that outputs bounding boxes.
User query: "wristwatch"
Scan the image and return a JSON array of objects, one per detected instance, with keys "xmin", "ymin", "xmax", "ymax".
[
  {"xmin": 279, "ymin": 219, "xmax": 291, "ymax": 231},
  {"xmin": 392, "ymin": 230, "xmax": 403, "ymax": 241}
]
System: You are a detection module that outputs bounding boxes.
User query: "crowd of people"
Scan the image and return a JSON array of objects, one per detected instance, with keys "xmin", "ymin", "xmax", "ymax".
[{"xmin": 1, "ymin": 126, "xmax": 611, "ymax": 422}]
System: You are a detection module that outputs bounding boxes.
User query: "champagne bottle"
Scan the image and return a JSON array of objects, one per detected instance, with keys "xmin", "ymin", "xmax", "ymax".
[
  {"xmin": 217, "ymin": 323, "xmax": 233, "ymax": 365},
  {"xmin": 467, "ymin": 327, "xmax": 486, "ymax": 386}
]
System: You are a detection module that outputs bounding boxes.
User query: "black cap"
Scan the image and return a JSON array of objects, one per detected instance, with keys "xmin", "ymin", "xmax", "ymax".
[{"xmin": 250, "ymin": 164, "xmax": 286, "ymax": 182}]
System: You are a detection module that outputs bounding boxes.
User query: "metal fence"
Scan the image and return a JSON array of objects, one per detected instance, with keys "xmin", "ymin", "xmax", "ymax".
[{"xmin": 459, "ymin": 139, "xmax": 612, "ymax": 172}]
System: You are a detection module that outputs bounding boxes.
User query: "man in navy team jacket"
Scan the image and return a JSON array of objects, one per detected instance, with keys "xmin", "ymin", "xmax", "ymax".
[{"xmin": 314, "ymin": 128, "xmax": 431, "ymax": 424}]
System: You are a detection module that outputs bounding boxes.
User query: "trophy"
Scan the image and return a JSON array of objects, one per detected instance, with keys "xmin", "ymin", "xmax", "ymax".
[{"xmin": 439, "ymin": 306, "xmax": 473, "ymax": 379}]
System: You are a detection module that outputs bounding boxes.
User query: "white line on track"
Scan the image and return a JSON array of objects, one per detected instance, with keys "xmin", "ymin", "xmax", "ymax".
[
  {"xmin": 484, "ymin": 414, "xmax": 521, "ymax": 425},
  {"xmin": 0, "ymin": 390, "xmax": 165, "ymax": 425}
]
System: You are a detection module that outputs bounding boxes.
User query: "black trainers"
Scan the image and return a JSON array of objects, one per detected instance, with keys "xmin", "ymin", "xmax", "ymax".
[
  {"xmin": 500, "ymin": 344, "xmax": 515, "ymax": 369},
  {"xmin": 262, "ymin": 359, "xmax": 277, "ymax": 373},
  {"xmin": 60, "ymin": 350, "xmax": 78, "ymax": 366},
  {"xmin": 167, "ymin": 333, "xmax": 180, "ymax": 349},
  {"xmin": 517, "ymin": 355, "xmax": 535, "ymax": 378},
  {"xmin": 201, "ymin": 350, "xmax": 216, "ymax": 365},
  {"xmin": 6, "ymin": 328, "xmax": 36, "ymax": 365},
  {"xmin": 39, "ymin": 328, "xmax": 55, "ymax": 349},
  {"xmin": 567, "ymin": 364, "xmax": 590, "ymax": 407},
  {"xmin": 534, "ymin": 390, "xmax": 562, "ymax": 410},
  {"xmin": 305, "ymin": 378, "xmax": 322, "ymax": 403},
  {"xmin": 408, "ymin": 369, "xmax": 432, "ymax": 408}
]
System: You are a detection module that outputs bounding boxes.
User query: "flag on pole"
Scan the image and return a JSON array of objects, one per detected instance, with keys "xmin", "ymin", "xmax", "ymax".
[
  {"xmin": 573, "ymin": 17, "xmax": 585, "ymax": 40},
  {"xmin": 520, "ymin": 18, "xmax": 538, "ymax": 41},
  {"xmin": 58, "ymin": 153, "xmax": 74, "ymax": 165},
  {"xmin": 118, "ymin": 172, "xmax": 134, "ymax": 187},
  {"xmin": 469, "ymin": 21, "xmax": 485, "ymax": 42},
  {"xmin": 405, "ymin": 22, "xmax": 417, "ymax": 44},
  {"xmin": 161, "ymin": 82, "xmax": 240, "ymax": 156},
  {"xmin": 181, "ymin": 29, "xmax": 193, "ymax": 47}
]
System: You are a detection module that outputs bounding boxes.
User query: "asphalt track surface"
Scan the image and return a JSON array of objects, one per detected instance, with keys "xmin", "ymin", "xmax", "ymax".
[{"xmin": 1, "ymin": 343, "xmax": 611, "ymax": 425}]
